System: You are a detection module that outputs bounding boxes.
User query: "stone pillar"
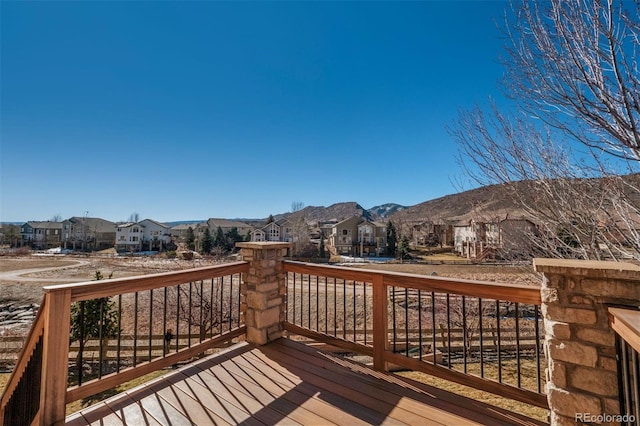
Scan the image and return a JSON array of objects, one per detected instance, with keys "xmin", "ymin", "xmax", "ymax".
[
  {"xmin": 237, "ymin": 242, "xmax": 291, "ymax": 345},
  {"xmin": 534, "ymin": 259, "xmax": 640, "ymax": 425}
]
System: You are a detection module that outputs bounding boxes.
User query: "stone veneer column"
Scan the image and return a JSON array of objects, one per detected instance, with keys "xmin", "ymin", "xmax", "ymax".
[
  {"xmin": 236, "ymin": 242, "xmax": 292, "ymax": 345},
  {"xmin": 534, "ymin": 259, "xmax": 640, "ymax": 425}
]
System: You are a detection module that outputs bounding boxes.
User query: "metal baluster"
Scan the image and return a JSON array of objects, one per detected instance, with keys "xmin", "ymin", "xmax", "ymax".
[
  {"xmin": 117, "ymin": 294, "xmax": 122, "ymax": 372},
  {"xmin": 364, "ymin": 282, "xmax": 368, "ymax": 346},
  {"xmin": 229, "ymin": 275, "xmax": 234, "ymax": 330},
  {"xmin": 462, "ymin": 296, "xmax": 467, "ymax": 374},
  {"xmin": 534, "ymin": 305, "xmax": 541, "ymax": 393},
  {"xmin": 188, "ymin": 282, "xmax": 192, "ymax": 347},
  {"xmin": 78, "ymin": 300, "xmax": 85, "ymax": 385},
  {"xmin": 163, "ymin": 287, "xmax": 167, "ymax": 356},
  {"xmin": 479, "ymin": 298, "xmax": 484, "ymax": 378},
  {"xmin": 446, "ymin": 294, "xmax": 451, "ymax": 369},
  {"xmin": 515, "ymin": 302, "xmax": 521, "ymax": 388},
  {"xmin": 418, "ymin": 290, "xmax": 423, "ymax": 361},
  {"xmin": 354, "ymin": 281, "xmax": 358, "ymax": 342},
  {"xmin": 343, "ymin": 279, "xmax": 347, "ymax": 339},
  {"xmin": 149, "ymin": 289, "xmax": 154, "ymax": 361},
  {"xmin": 133, "ymin": 292, "xmax": 139, "ymax": 366},
  {"xmin": 176, "ymin": 284, "xmax": 180, "ymax": 353},
  {"xmin": 431, "ymin": 292, "xmax": 436, "ymax": 364},
  {"xmin": 392, "ymin": 287, "xmax": 397, "ymax": 353},
  {"xmin": 496, "ymin": 300, "xmax": 502, "ymax": 383},
  {"xmin": 405, "ymin": 287, "xmax": 409, "ymax": 357}
]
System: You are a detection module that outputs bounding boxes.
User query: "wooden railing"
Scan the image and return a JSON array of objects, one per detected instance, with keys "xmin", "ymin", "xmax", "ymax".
[
  {"xmin": 0, "ymin": 261, "xmax": 249, "ymax": 426},
  {"xmin": 609, "ymin": 307, "xmax": 640, "ymax": 425},
  {"xmin": 282, "ymin": 260, "xmax": 547, "ymax": 408}
]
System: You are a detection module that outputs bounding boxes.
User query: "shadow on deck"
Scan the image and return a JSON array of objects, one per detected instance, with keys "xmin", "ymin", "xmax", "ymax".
[{"xmin": 66, "ymin": 339, "xmax": 545, "ymax": 426}]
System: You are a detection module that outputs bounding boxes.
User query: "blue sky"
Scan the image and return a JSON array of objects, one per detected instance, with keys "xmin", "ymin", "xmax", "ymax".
[{"xmin": 1, "ymin": 1, "xmax": 509, "ymax": 223}]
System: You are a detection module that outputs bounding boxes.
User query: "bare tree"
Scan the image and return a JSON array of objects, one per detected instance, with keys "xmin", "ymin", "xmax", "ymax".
[
  {"xmin": 289, "ymin": 201, "xmax": 311, "ymax": 256},
  {"xmin": 450, "ymin": 0, "xmax": 640, "ymax": 261},
  {"xmin": 128, "ymin": 212, "xmax": 140, "ymax": 223},
  {"xmin": 502, "ymin": 0, "xmax": 640, "ymax": 160}
]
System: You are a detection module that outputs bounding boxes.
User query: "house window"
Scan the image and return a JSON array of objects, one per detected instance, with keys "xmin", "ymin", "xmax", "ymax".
[{"xmin": 342, "ymin": 229, "xmax": 348, "ymax": 235}]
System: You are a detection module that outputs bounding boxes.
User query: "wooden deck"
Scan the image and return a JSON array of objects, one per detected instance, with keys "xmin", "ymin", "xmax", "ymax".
[{"xmin": 66, "ymin": 339, "xmax": 546, "ymax": 426}]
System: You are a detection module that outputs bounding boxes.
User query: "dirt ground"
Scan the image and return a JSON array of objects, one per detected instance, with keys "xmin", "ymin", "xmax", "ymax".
[{"xmin": 0, "ymin": 254, "xmax": 227, "ymax": 303}]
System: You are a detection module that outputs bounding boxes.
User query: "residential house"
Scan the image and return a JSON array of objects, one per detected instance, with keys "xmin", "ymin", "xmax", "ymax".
[
  {"xmin": 170, "ymin": 222, "xmax": 208, "ymax": 248},
  {"xmin": 328, "ymin": 216, "xmax": 387, "ymax": 256},
  {"xmin": 20, "ymin": 221, "xmax": 63, "ymax": 249},
  {"xmin": 138, "ymin": 219, "xmax": 171, "ymax": 251},
  {"xmin": 115, "ymin": 222, "xmax": 144, "ymax": 252},
  {"xmin": 61, "ymin": 217, "xmax": 116, "ymax": 251},
  {"xmin": 409, "ymin": 221, "xmax": 454, "ymax": 247},
  {"xmin": 453, "ymin": 219, "xmax": 500, "ymax": 259},
  {"xmin": 252, "ymin": 219, "xmax": 294, "ymax": 242}
]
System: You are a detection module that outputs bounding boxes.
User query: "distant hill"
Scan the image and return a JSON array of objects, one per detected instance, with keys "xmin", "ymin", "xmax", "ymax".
[
  {"xmin": 367, "ymin": 203, "xmax": 407, "ymax": 220},
  {"xmin": 389, "ymin": 182, "xmax": 532, "ymax": 224},
  {"xmin": 285, "ymin": 202, "xmax": 372, "ymax": 224}
]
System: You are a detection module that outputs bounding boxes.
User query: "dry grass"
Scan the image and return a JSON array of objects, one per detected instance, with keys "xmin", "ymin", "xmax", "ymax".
[{"xmin": 397, "ymin": 359, "xmax": 548, "ymax": 422}]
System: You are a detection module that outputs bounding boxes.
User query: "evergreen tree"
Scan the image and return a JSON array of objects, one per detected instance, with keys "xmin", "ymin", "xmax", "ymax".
[
  {"xmin": 186, "ymin": 226, "xmax": 196, "ymax": 251},
  {"xmin": 266, "ymin": 214, "xmax": 275, "ymax": 224},
  {"xmin": 386, "ymin": 221, "xmax": 397, "ymax": 257},
  {"xmin": 318, "ymin": 233, "xmax": 326, "ymax": 258},
  {"xmin": 70, "ymin": 271, "xmax": 119, "ymax": 368},
  {"xmin": 201, "ymin": 228, "xmax": 213, "ymax": 254},
  {"xmin": 225, "ymin": 227, "xmax": 244, "ymax": 250},
  {"xmin": 214, "ymin": 227, "xmax": 226, "ymax": 248},
  {"xmin": 398, "ymin": 235, "xmax": 410, "ymax": 261}
]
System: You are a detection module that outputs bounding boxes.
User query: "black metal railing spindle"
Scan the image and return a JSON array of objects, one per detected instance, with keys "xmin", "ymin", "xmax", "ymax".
[
  {"xmin": 404, "ymin": 288, "xmax": 409, "ymax": 357},
  {"xmin": 479, "ymin": 297, "xmax": 484, "ymax": 378},
  {"xmin": 117, "ymin": 294, "xmax": 122, "ymax": 372},
  {"xmin": 98, "ymin": 299, "xmax": 104, "ymax": 378},
  {"xmin": 418, "ymin": 289, "xmax": 423, "ymax": 361},
  {"xmin": 133, "ymin": 292, "xmax": 139, "ymax": 366},
  {"xmin": 78, "ymin": 300, "xmax": 85, "ymax": 385},
  {"xmin": 446, "ymin": 294, "xmax": 451, "ymax": 369},
  {"xmin": 496, "ymin": 300, "xmax": 502, "ymax": 383},
  {"xmin": 515, "ymin": 302, "xmax": 521, "ymax": 388},
  {"xmin": 534, "ymin": 305, "xmax": 541, "ymax": 393},
  {"xmin": 149, "ymin": 289, "xmax": 154, "ymax": 361},
  {"xmin": 462, "ymin": 296, "xmax": 467, "ymax": 374},
  {"xmin": 176, "ymin": 284, "xmax": 181, "ymax": 353}
]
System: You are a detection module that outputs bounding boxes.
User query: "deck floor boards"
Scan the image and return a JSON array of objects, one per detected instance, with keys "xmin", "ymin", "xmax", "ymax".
[{"xmin": 67, "ymin": 339, "xmax": 546, "ymax": 426}]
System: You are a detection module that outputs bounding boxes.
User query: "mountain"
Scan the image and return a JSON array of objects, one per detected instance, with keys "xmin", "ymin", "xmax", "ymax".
[
  {"xmin": 286, "ymin": 202, "xmax": 372, "ymax": 224},
  {"xmin": 367, "ymin": 203, "xmax": 407, "ymax": 220},
  {"xmin": 388, "ymin": 182, "xmax": 531, "ymax": 225}
]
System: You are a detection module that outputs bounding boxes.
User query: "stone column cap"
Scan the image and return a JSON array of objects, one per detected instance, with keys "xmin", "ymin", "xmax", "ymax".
[
  {"xmin": 534, "ymin": 258, "xmax": 640, "ymax": 281},
  {"xmin": 237, "ymin": 242, "xmax": 292, "ymax": 249}
]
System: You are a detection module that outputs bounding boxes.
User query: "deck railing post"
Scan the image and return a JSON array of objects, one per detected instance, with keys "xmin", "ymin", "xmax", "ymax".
[
  {"xmin": 372, "ymin": 274, "xmax": 388, "ymax": 371},
  {"xmin": 534, "ymin": 259, "xmax": 640, "ymax": 425},
  {"xmin": 237, "ymin": 242, "xmax": 292, "ymax": 345},
  {"xmin": 40, "ymin": 289, "xmax": 72, "ymax": 426}
]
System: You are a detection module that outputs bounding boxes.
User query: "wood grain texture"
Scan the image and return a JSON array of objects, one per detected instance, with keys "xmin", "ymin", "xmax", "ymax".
[
  {"xmin": 43, "ymin": 262, "xmax": 249, "ymax": 302},
  {"xmin": 67, "ymin": 339, "xmax": 546, "ymax": 426}
]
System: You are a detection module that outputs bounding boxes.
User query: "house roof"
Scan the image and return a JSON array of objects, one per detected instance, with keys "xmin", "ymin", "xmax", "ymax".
[
  {"xmin": 207, "ymin": 218, "xmax": 254, "ymax": 229},
  {"xmin": 170, "ymin": 222, "xmax": 207, "ymax": 231},
  {"xmin": 67, "ymin": 217, "xmax": 116, "ymax": 232},
  {"xmin": 24, "ymin": 221, "xmax": 63, "ymax": 229},
  {"xmin": 139, "ymin": 219, "xmax": 170, "ymax": 229}
]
